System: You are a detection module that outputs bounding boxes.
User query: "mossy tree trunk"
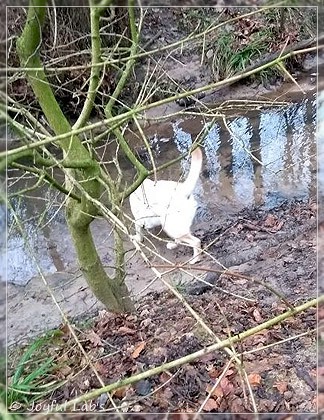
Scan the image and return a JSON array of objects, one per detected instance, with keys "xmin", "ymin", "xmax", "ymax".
[{"xmin": 16, "ymin": 0, "xmax": 134, "ymax": 313}]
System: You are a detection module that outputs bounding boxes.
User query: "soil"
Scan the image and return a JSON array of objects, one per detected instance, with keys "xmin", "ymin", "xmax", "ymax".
[{"xmin": 7, "ymin": 199, "xmax": 317, "ymax": 414}]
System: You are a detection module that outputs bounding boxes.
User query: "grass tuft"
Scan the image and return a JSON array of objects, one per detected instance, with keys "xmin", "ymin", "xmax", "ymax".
[{"xmin": 7, "ymin": 332, "xmax": 63, "ymax": 411}]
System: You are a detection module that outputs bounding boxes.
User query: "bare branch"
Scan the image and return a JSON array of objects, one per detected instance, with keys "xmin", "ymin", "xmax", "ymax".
[{"xmin": 73, "ymin": 5, "xmax": 102, "ymax": 130}]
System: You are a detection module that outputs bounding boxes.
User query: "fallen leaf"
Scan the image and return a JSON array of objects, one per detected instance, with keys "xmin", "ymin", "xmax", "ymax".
[
  {"xmin": 118, "ymin": 326, "xmax": 136, "ymax": 335},
  {"xmin": 206, "ymin": 383, "xmax": 224, "ymax": 399},
  {"xmin": 244, "ymin": 357, "xmax": 281, "ymax": 375},
  {"xmin": 59, "ymin": 323, "xmax": 71, "ymax": 337},
  {"xmin": 202, "ymin": 398, "xmax": 218, "ymax": 412},
  {"xmin": 264, "ymin": 214, "xmax": 277, "ymax": 227},
  {"xmin": 225, "ymin": 369, "xmax": 234, "ymax": 377},
  {"xmin": 253, "ymin": 308, "xmax": 263, "ymax": 323},
  {"xmin": 248, "ymin": 373, "xmax": 262, "ymax": 386},
  {"xmin": 87, "ymin": 330, "xmax": 103, "ymax": 347},
  {"xmin": 229, "ymin": 395, "xmax": 245, "ymax": 412},
  {"xmin": 201, "ymin": 353, "xmax": 217, "ymax": 363},
  {"xmin": 112, "ymin": 387, "xmax": 127, "ymax": 399},
  {"xmin": 273, "ymin": 381, "xmax": 288, "ymax": 394},
  {"xmin": 207, "ymin": 366, "xmax": 220, "ymax": 379},
  {"xmin": 247, "ymin": 331, "xmax": 269, "ymax": 346},
  {"xmin": 155, "ymin": 387, "xmax": 173, "ymax": 409},
  {"xmin": 131, "ymin": 341, "xmax": 146, "ymax": 359},
  {"xmin": 93, "ymin": 361, "xmax": 107, "ymax": 376},
  {"xmin": 220, "ymin": 377, "xmax": 234, "ymax": 396}
]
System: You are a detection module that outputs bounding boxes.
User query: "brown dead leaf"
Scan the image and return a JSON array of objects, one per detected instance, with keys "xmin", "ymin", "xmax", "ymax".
[
  {"xmin": 87, "ymin": 330, "xmax": 103, "ymax": 347},
  {"xmin": 273, "ymin": 381, "xmax": 288, "ymax": 394},
  {"xmin": 93, "ymin": 360, "xmax": 107, "ymax": 376},
  {"xmin": 201, "ymin": 353, "xmax": 217, "ymax": 363},
  {"xmin": 202, "ymin": 398, "xmax": 218, "ymax": 412},
  {"xmin": 224, "ymin": 369, "xmax": 234, "ymax": 377},
  {"xmin": 253, "ymin": 308, "xmax": 263, "ymax": 323},
  {"xmin": 59, "ymin": 323, "xmax": 71, "ymax": 337},
  {"xmin": 207, "ymin": 366, "xmax": 220, "ymax": 379},
  {"xmin": 131, "ymin": 341, "xmax": 146, "ymax": 359},
  {"xmin": 244, "ymin": 356, "xmax": 281, "ymax": 374},
  {"xmin": 155, "ymin": 387, "xmax": 173, "ymax": 409},
  {"xmin": 247, "ymin": 373, "xmax": 262, "ymax": 386},
  {"xmin": 229, "ymin": 395, "xmax": 246, "ymax": 412},
  {"xmin": 220, "ymin": 377, "xmax": 234, "ymax": 396},
  {"xmin": 118, "ymin": 326, "xmax": 136, "ymax": 335},
  {"xmin": 112, "ymin": 386, "xmax": 127, "ymax": 399},
  {"xmin": 206, "ymin": 383, "xmax": 224, "ymax": 399},
  {"xmin": 264, "ymin": 214, "xmax": 277, "ymax": 227},
  {"xmin": 246, "ymin": 330, "xmax": 269, "ymax": 346}
]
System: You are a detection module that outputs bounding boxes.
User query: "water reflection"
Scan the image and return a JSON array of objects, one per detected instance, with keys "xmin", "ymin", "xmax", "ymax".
[
  {"xmin": 1, "ymin": 197, "xmax": 57, "ymax": 285},
  {"xmin": 4, "ymin": 96, "xmax": 317, "ymax": 285},
  {"xmin": 259, "ymin": 110, "xmax": 287, "ymax": 207},
  {"xmin": 229, "ymin": 116, "xmax": 254, "ymax": 206},
  {"xmin": 172, "ymin": 120, "xmax": 193, "ymax": 174},
  {"xmin": 203, "ymin": 123, "xmax": 221, "ymax": 184},
  {"xmin": 170, "ymin": 96, "xmax": 315, "ymax": 209}
]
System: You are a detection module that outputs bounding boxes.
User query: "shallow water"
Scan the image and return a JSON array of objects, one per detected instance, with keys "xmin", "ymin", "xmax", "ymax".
[{"xmin": 2, "ymin": 93, "xmax": 317, "ymax": 285}]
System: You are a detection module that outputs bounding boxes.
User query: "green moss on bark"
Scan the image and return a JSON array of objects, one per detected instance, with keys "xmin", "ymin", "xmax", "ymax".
[{"xmin": 16, "ymin": 0, "xmax": 134, "ymax": 313}]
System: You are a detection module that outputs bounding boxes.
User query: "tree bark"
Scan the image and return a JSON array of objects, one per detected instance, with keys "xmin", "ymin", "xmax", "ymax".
[
  {"xmin": 69, "ymin": 221, "xmax": 133, "ymax": 312},
  {"xmin": 16, "ymin": 0, "xmax": 134, "ymax": 313}
]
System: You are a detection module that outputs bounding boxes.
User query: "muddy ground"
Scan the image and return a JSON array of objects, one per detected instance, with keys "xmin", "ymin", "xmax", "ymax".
[
  {"xmin": 5, "ymin": 69, "xmax": 320, "ymax": 415},
  {"xmin": 7, "ymin": 199, "xmax": 317, "ymax": 414},
  {"xmin": 4, "ymin": 54, "xmax": 322, "ymax": 349}
]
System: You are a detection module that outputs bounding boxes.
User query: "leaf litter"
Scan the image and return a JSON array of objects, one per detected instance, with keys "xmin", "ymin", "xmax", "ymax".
[{"xmin": 8, "ymin": 200, "xmax": 317, "ymax": 414}]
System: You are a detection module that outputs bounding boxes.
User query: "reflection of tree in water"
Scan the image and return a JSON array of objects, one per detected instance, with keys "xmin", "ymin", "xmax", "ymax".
[
  {"xmin": 259, "ymin": 109, "xmax": 287, "ymax": 205},
  {"xmin": 203, "ymin": 123, "xmax": 221, "ymax": 184},
  {"xmin": 258, "ymin": 99, "xmax": 314, "ymax": 206},
  {"xmin": 229, "ymin": 116, "xmax": 254, "ymax": 207},
  {"xmin": 319, "ymin": 91, "xmax": 324, "ymax": 197},
  {"xmin": 3, "ymin": 192, "xmax": 58, "ymax": 285},
  {"xmin": 172, "ymin": 121, "xmax": 193, "ymax": 175},
  {"xmin": 172, "ymin": 98, "xmax": 314, "ymax": 209}
]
